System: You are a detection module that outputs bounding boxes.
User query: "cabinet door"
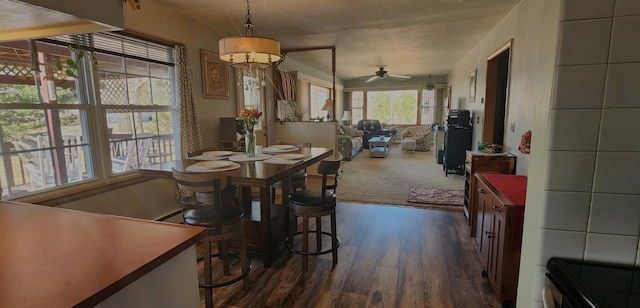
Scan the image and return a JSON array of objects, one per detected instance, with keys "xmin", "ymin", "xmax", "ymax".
[
  {"xmin": 487, "ymin": 202, "xmax": 507, "ymax": 296},
  {"xmin": 474, "ymin": 181, "xmax": 493, "ymax": 263}
]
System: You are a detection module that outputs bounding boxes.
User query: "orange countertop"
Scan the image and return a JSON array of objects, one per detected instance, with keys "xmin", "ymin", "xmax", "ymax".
[{"xmin": 0, "ymin": 201, "xmax": 205, "ymax": 307}]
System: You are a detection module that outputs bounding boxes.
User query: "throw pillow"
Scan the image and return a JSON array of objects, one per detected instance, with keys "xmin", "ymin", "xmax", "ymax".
[
  {"xmin": 343, "ymin": 126, "xmax": 359, "ymax": 138},
  {"xmin": 338, "ymin": 126, "xmax": 345, "ymax": 135}
]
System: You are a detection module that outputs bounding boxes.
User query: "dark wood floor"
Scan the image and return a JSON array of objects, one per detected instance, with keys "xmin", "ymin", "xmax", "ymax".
[{"xmin": 199, "ymin": 202, "xmax": 501, "ymax": 307}]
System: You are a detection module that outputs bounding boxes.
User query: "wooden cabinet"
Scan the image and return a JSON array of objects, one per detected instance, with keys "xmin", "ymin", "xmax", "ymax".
[
  {"xmin": 472, "ymin": 173, "xmax": 526, "ymax": 305},
  {"xmin": 464, "ymin": 151, "xmax": 516, "ymax": 236}
]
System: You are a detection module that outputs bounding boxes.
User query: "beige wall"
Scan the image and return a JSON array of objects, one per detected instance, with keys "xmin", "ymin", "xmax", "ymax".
[
  {"xmin": 59, "ymin": 178, "xmax": 178, "ymax": 220},
  {"xmin": 124, "ymin": 2, "xmax": 238, "ymax": 148},
  {"xmin": 448, "ymin": 0, "xmax": 561, "ymax": 306}
]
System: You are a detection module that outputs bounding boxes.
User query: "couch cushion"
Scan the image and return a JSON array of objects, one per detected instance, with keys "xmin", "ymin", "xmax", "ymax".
[
  {"xmin": 340, "ymin": 125, "xmax": 363, "ymax": 138},
  {"xmin": 351, "ymin": 136, "xmax": 363, "ymax": 150}
]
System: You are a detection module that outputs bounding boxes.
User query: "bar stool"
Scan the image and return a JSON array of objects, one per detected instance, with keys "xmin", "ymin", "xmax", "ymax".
[
  {"xmin": 271, "ymin": 142, "xmax": 311, "ymax": 203},
  {"xmin": 285, "ymin": 154, "xmax": 342, "ymax": 271},
  {"xmin": 172, "ymin": 168, "xmax": 250, "ymax": 308}
]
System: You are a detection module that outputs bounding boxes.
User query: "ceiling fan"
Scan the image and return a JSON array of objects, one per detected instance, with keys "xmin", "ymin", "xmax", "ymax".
[{"xmin": 364, "ymin": 67, "xmax": 411, "ymax": 83}]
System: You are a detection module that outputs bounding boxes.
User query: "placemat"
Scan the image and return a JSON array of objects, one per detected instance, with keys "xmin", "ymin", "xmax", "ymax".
[
  {"xmin": 185, "ymin": 162, "xmax": 240, "ymax": 173},
  {"xmin": 262, "ymin": 147, "xmax": 299, "ymax": 154},
  {"xmin": 188, "ymin": 155, "xmax": 228, "ymax": 161},
  {"xmin": 228, "ymin": 153, "xmax": 273, "ymax": 162}
]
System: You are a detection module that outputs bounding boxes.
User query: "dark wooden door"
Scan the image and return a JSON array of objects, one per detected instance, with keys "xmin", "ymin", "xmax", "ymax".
[{"xmin": 482, "ymin": 42, "xmax": 511, "ymax": 145}]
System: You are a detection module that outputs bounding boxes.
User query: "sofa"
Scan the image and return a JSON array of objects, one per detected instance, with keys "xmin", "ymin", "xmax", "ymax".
[
  {"xmin": 357, "ymin": 119, "xmax": 390, "ymax": 149},
  {"xmin": 338, "ymin": 125, "xmax": 364, "ymax": 160},
  {"xmin": 400, "ymin": 125, "xmax": 433, "ymax": 151}
]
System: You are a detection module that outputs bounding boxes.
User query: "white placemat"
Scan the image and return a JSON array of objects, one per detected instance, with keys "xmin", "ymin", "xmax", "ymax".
[
  {"xmin": 202, "ymin": 150, "xmax": 234, "ymax": 157},
  {"xmin": 263, "ymin": 158, "xmax": 303, "ymax": 164},
  {"xmin": 185, "ymin": 162, "xmax": 240, "ymax": 173},
  {"xmin": 228, "ymin": 153, "xmax": 273, "ymax": 162},
  {"xmin": 188, "ymin": 155, "xmax": 228, "ymax": 161},
  {"xmin": 262, "ymin": 147, "xmax": 299, "ymax": 154}
]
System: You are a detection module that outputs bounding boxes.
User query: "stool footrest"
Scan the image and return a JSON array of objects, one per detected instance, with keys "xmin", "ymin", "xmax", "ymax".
[
  {"xmin": 197, "ymin": 253, "xmax": 252, "ymax": 289},
  {"xmin": 285, "ymin": 230, "xmax": 340, "ymax": 256}
]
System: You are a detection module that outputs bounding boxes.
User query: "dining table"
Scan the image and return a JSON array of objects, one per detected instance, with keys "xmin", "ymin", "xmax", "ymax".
[{"xmin": 139, "ymin": 146, "xmax": 334, "ymax": 268}]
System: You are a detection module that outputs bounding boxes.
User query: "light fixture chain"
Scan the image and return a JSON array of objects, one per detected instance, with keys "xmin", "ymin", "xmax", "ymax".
[{"xmin": 244, "ymin": 0, "xmax": 254, "ymax": 36}]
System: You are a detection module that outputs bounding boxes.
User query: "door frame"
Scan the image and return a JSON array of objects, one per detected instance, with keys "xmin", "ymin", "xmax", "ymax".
[{"xmin": 482, "ymin": 39, "xmax": 513, "ymax": 145}]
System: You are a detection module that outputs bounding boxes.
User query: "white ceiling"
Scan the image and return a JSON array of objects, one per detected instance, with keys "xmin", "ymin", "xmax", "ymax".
[
  {"xmin": 150, "ymin": 0, "xmax": 519, "ymax": 81},
  {"xmin": 0, "ymin": 0, "xmax": 519, "ymax": 81}
]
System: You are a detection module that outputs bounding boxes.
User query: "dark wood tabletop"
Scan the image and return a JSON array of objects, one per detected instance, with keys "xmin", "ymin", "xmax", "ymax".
[{"xmin": 139, "ymin": 147, "xmax": 334, "ymax": 267}]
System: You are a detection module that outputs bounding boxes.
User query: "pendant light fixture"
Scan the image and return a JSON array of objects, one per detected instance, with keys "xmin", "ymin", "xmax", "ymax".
[{"xmin": 218, "ymin": 0, "xmax": 281, "ymax": 91}]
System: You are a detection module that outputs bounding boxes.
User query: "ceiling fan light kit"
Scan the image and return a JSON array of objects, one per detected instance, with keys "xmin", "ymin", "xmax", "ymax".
[{"xmin": 364, "ymin": 67, "xmax": 411, "ymax": 83}]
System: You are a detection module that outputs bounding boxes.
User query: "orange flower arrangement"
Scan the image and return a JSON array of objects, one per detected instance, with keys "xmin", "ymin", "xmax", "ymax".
[{"xmin": 240, "ymin": 108, "xmax": 262, "ymax": 132}]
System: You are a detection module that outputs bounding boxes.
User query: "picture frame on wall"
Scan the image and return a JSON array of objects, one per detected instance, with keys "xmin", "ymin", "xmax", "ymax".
[
  {"xmin": 200, "ymin": 49, "xmax": 229, "ymax": 99},
  {"xmin": 469, "ymin": 68, "xmax": 477, "ymax": 103}
]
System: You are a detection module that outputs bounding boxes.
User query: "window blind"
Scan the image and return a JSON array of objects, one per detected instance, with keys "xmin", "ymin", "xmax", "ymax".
[{"xmin": 39, "ymin": 32, "xmax": 174, "ymax": 66}]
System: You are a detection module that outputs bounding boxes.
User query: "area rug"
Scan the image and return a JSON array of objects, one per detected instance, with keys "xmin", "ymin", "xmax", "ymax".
[
  {"xmin": 407, "ymin": 188, "xmax": 464, "ymax": 206},
  {"xmin": 325, "ymin": 147, "xmax": 465, "ymax": 211}
]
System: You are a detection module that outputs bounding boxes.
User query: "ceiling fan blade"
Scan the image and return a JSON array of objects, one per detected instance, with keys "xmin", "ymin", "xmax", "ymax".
[
  {"xmin": 365, "ymin": 76, "xmax": 380, "ymax": 83},
  {"xmin": 388, "ymin": 74, "xmax": 411, "ymax": 79}
]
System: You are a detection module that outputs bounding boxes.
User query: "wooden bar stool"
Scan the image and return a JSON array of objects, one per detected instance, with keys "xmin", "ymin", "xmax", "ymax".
[
  {"xmin": 285, "ymin": 154, "xmax": 342, "ymax": 272},
  {"xmin": 271, "ymin": 142, "xmax": 311, "ymax": 204},
  {"xmin": 172, "ymin": 168, "xmax": 250, "ymax": 308}
]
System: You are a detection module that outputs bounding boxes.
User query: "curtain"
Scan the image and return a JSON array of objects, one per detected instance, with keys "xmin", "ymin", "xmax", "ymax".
[
  {"xmin": 274, "ymin": 69, "xmax": 298, "ymax": 120},
  {"xmin": 275, "ymin": 69, "xmax": 296, "ymax": 101},
  {"xmin": 175, "ymin": 44, "xmax": 203, "ymax": 157}
]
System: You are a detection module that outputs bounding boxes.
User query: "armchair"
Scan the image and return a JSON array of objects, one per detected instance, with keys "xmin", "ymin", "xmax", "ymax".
[
  {"xmin": 357, "ymin": 119, "xmax": 390, "ymax": 149},
  {"xmin": 400, "ymin": 126, "xmax": 433, "ymax": 151}
]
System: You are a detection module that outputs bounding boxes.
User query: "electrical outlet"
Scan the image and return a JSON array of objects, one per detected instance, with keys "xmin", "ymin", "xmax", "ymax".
[{"xmin": 509, "ymin": 121, "xmax": 516, "ymax": 132}]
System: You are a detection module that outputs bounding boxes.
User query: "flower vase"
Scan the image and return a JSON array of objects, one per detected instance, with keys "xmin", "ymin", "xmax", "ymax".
[{"xmin": 245, "ymin": 130, "xmax": 256, "ymax": 157}]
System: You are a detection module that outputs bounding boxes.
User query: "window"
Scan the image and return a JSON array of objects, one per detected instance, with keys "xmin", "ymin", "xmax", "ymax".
[
  {"xmin": 348, "ymin": 89, "xmax": 436, "ymax": 126},
  {"xmin": 421, "ymin": 88, "xmax": 435, "ymax": 125},
  {"xmin": 366, "ymin": 90, "xmax": 418, "ymax": 125},
  {"xmin": 242, "ymin": 75, "xmax": 264, "ymax": 129},
  {"xmin": 309, "ymin": 84, "xmax": 330, "ymax": 119},
  {"xmin": 351, "ymin": 91, "xmax": 364, "ymax": 124},
  {"xmin": 0, "ymin": 33, "xmax": 177, "ymax": 199}
]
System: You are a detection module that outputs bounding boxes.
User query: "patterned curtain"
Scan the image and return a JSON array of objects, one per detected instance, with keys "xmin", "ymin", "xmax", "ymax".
[{"xmin": 175, "ymin": 44, "xmax": 203, "ymax": 157}]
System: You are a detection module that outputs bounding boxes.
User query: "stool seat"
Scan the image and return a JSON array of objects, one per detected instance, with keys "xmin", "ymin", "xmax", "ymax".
[
  {"xmin": 289, "ymin": 190, "xmax": 337, "ymax": 212},
  {"xmin": 183, "ymin": 206, "xmax": 244, "ymax": 230}
]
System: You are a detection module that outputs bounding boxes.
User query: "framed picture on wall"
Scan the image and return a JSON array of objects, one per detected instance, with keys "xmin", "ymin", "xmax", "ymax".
[
  {"xmin": 200, "ymin": 49, "xmax": 229, "ymax": 99},
  {"xmin": 469, "ymin": 68, "xmax": 477, "ymax": 103}
]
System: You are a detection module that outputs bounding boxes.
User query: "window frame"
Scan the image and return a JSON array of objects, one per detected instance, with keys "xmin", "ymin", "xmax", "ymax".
[
  {"xmin": 0, "ymin": 33, "xmax": 178, "ymax": 202},
  {"xmin": 309, "ymin": 84, "xmax": 331, "ymax": 120}
]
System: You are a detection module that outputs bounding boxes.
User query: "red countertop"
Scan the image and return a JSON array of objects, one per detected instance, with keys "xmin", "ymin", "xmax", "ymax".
[
  {"xmin": 0, "ymin": 201, "xmax": 205, "ymax": 308},
  {"xmin": 482, "ymin": 173, "xmax": 528, "ymax": 207}
]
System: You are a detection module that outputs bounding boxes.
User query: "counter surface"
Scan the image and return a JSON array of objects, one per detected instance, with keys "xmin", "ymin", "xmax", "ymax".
[{"xmin": 0, "ymin": 201, "xmax": 205, "ymax": 307}]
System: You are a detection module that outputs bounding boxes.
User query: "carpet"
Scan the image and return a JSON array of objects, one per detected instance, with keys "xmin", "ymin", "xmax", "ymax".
[
  {"xmin": 407, "ymin": 188, "xmax": 464, "ymax": 206},
  {"xmin": 320, "ymin": 146, "xmax": 465, "ymax": 211}
]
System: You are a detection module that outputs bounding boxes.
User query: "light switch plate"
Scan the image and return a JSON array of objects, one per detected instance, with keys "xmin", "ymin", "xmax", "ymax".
[{"xmin": 509, "ymin": 121, "xmax": 516, "ymax": 132}]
